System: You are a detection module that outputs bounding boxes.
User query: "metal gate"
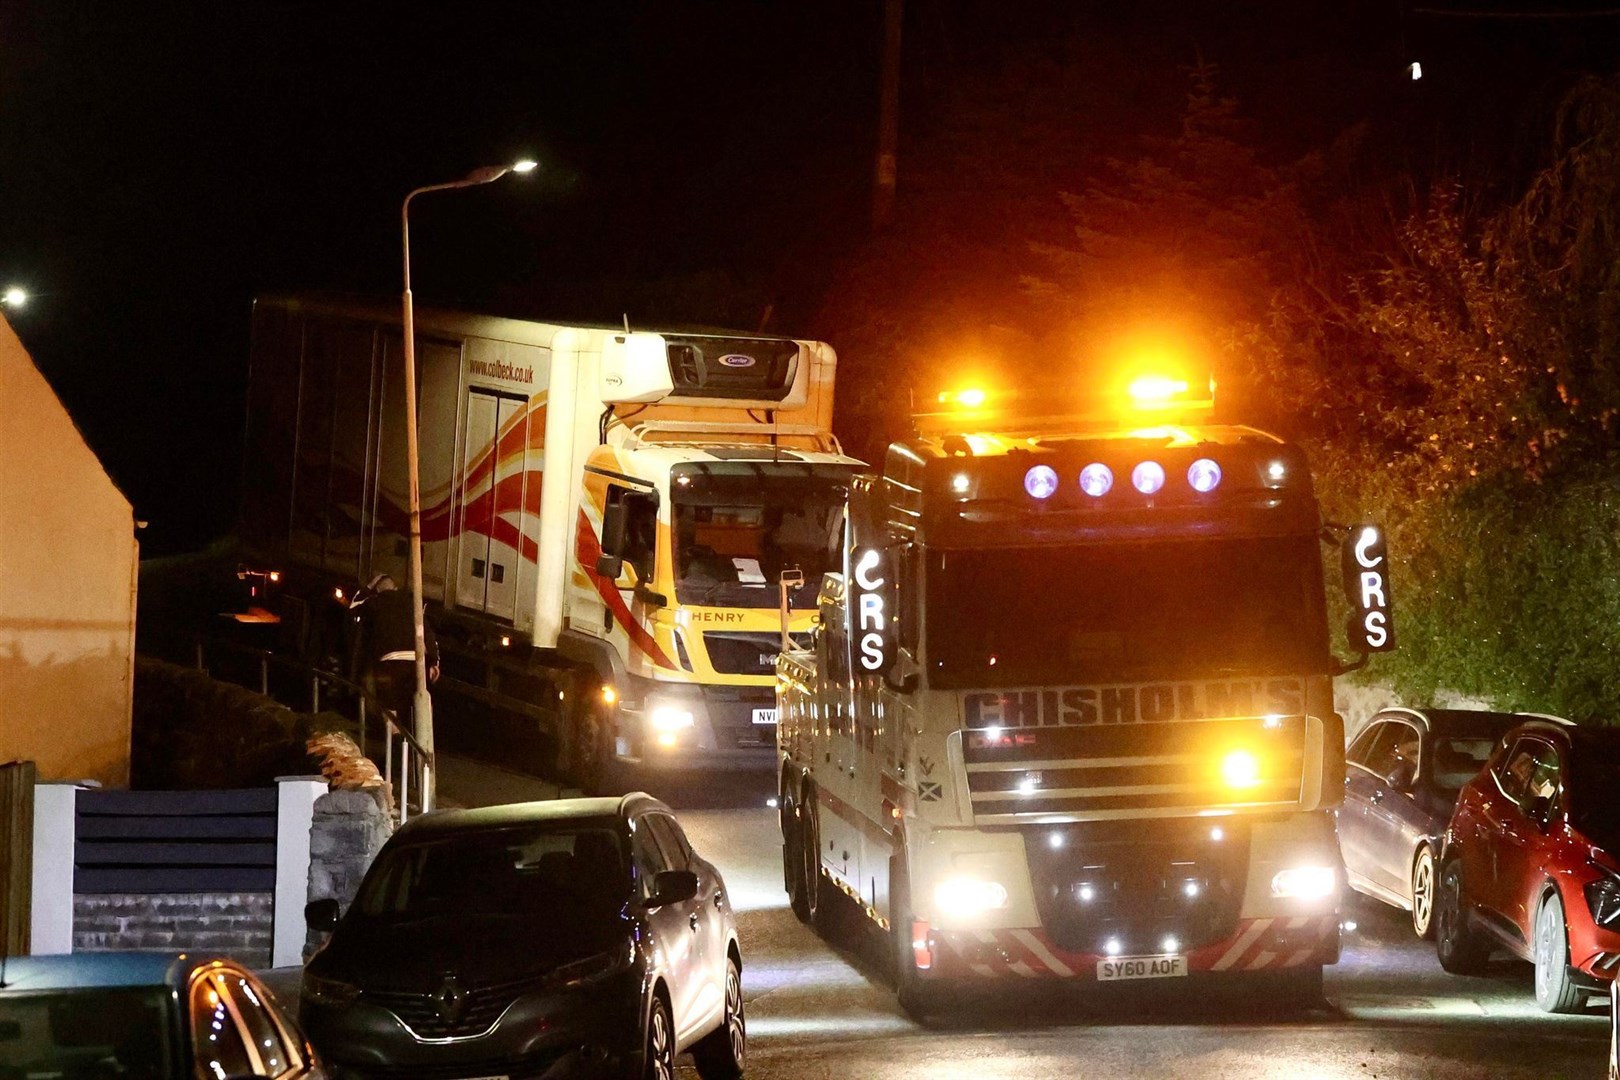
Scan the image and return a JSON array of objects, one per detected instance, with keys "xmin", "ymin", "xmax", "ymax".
[{"xmin": 0, "ymin": 760, "xmax": 36, "ymax": 955}]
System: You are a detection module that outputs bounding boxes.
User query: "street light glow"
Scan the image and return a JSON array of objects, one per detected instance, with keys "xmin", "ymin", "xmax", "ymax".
[
  {"xmin": 511, "ymin": 159, "xmax": 538, "ymax": 173},
  {"xmin": 3, "ymin": 286, "xmax": 27, "ymax": 307}
]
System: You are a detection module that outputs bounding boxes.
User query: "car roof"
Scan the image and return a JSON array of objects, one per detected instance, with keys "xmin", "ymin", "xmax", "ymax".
[
  {"xmin": 1375, "ymin": 707, "xmax": 1554, "ymax": 737},
  {"xmin": 0, "ymin": 951, "xmax": 232, "ymax": 993},
  {"xmin": 393, "ymin": 792, "xmax": 671, "ymax": 841},
  {"xmin": 1505, "ymin": 719, "xmax": 1620, "ymax": 749}
]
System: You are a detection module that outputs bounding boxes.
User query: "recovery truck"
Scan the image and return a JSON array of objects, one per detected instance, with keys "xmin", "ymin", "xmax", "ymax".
[
  {"xmin": 236, "ymin": 295, "xmax": 861, "ymax": 787},
  {"xmin": 775, "ymin": 374, "xmax": 1395, "ymax": 1012}
]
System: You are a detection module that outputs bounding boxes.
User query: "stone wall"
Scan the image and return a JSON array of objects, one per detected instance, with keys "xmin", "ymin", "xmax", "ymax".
[
  {"xmin": 305, "ymin": 787, "xmax": 392, "ymax": 958},
  {"xmin": 1336, "ymin": 678, "xmax": 1495, "ymax": 741},
  {"xmin": 73, "ymin": 892, "xmax": 274, "ymax": 967}
]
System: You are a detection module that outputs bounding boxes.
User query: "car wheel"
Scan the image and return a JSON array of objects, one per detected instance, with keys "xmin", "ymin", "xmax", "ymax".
[
  {"xmin": 1435, "ymin": 858, "xmax": 1490, "ymax": 975},
  {"xmin": 643, "ymin": 993, "xmax": 675, "ymax": 1080},
  {"xmin": 1534, "ymin": 891, "xmax": 1587, "ymax": 1014},
  {"xmin": 1411, "ymin": 845, "xmax": 1437, "ymax": 940},
  {"xmin": 693, "ymin": 957, "xmax": 746, "ymax": 1080}
]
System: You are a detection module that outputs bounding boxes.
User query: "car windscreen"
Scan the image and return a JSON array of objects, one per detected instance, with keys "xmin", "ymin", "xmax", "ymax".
[
  {"xmin": 1431, "ymin": 736, "xmax": 1497, "ymax": 792},
  {"xmin": 925, "ymin": 534, "xmax": 1330, "ymax": 689},
  {"xmin": 1571, "ymin": 752, "xmax": 1620, "ymax": 838},
  {"xmin": 672, "ymin": 467, "xmax": 848, "ymax": 609},
  {"xmin": 0, "ymin": 987, "xmax": 173, "ymax": 1079},
  {"xmin": 352, "ymin": 823, "xmax": 630, "ymax": 924}
]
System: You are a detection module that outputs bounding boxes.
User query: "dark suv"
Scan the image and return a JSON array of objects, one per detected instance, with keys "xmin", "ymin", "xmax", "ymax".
[
  {"xmin": 1437, "ymin": 719, "xmax": 1620, "ymax": 1013},
  {"xmin": 300, "ymin": 794, "xmax": 745, "ymax": 1080}
]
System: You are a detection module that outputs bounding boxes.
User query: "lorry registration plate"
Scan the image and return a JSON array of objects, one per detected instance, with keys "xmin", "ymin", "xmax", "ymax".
[
  {"xmin": 752, "ymin": 708, "xmax": 777, "ymax": 725},
  {"xmin": 1097, "ymin": 955, "xmax": 1188, "ymax": 981}
]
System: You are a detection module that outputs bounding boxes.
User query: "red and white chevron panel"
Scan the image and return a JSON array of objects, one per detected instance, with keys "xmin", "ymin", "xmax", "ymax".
[{"xmin": 932, "ymin": 916, "xmax": 1338, "ymax": 979}]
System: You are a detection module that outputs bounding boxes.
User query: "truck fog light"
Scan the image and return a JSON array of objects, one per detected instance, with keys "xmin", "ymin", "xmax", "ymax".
[
  {"xmin": 1271, "ymin": 866, "xmax": 1338, "ymax": 900},
  {"xmin": 1220, "ymin": 749, "xmax": 1262, "ymax": 790},
  {"xmin": 1024, "ymin": 464, "xmax": 1059, "ymax": 500},
  {"xmin": 1187, "ymin": 458, "xmax": 1222, "ymax": 493},
  {"xmin": 1132, "ymin": 460, "xmax": 1166, "ymax": 495},
  {"xmin": 1079, "ymin": 462, "xmax": 1113, "ymax": 497},
  {"xmin": 934, "ymin": 877, "xmax": 1009, "ymax": 917}
]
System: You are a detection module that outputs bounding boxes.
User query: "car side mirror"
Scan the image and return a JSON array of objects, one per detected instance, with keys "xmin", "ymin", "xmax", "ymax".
[
  {"xmin": 645, "ymin": 869, "xmax": 698, "ymax": 909},
  {"xmin": 304, "ymin": 897, "xmax": 340, "ymax": 932}
]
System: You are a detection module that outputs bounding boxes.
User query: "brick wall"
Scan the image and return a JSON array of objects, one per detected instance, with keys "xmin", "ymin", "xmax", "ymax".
[{"xmin": 74, "ymin": 892, "xmax": 274, "ymax": 967}]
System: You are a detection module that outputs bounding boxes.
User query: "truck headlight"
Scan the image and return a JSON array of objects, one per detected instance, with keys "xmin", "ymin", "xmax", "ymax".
[
  {"xmin": 1271, "ymin": 866, "xmax": 1338, "ymax": 900},
  {"xmin": 649, "ymin": 707, "xmax": 694, "ymax": 732},
  {"xmin": 934, "ymin": 877, "xmax": 1009, "ymax": 918},
  {"xmin": 1585, "ymin": 874, "xmax": 1620, "ymax": 930}
]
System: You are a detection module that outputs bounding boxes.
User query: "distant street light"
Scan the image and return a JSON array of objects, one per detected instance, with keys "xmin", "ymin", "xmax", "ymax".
[
  {"xmin": 2, "ymin": 286, "xmax": 28, "ymax": 308},
  {"xmin": 1407, "ymin": 61, "xmax": 1423, "ymax": 81},
  {"xmin": 399, "ymin": 158, "xmax": 536, "ymax": 811}
]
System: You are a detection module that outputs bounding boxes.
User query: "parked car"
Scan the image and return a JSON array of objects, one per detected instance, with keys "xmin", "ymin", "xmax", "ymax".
[
  {"xmin": 300, "ymin": 793, "xmax": 745, "ymax": 1080},
  {"xmin": 1340, "ymin": 707, "xmax": 1526, "ymax": 938},
  {"xmin": 0, "ymin": 951, "xmax": 321, "ymax": 1079},
  {"xmin": 1436, "ymin": 718, "xmax": 1620, "ymax": 1012}
]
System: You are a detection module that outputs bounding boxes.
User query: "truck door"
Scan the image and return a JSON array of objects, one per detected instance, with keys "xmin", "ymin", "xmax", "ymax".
[
  {"xmin": 456, "ymin": 390, "xmax": 527, "ymax": 620},
  {"xmin": 817, "ymin": 614, "xmax": 862, "ymax": 892}
]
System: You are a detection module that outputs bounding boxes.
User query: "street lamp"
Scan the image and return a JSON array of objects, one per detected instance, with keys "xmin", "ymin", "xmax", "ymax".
[
  {"xmin": 400, "ymin": 158, "xmax": 536, "ymax": 810},
  {"xmin": 2, "ymin": 286, "xmax": 28, "ymax": 308}
]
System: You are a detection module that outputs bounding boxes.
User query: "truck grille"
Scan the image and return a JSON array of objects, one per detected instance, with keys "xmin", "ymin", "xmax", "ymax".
[
  {"xmin": 702, "ymin": 685, "xmax": 778, "ymax": 748},
  {"xmin": 1022, "ymin": 817, "xmax": 1251, "ymax": 955},
  {"xmin": 704, "ymin": 631, "xmax": 810, "ymax": 676},
  {"xmin": 963, "ymin": 716, "xmax": 1306, "ymax": 824}
]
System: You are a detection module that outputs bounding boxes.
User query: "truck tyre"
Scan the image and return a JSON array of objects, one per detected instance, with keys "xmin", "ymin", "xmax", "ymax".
[
  {"xmin": 891, "ymin": 847, "xmax": 946, "ymax": 1020},
  {"xmin": 799, "ymin": 781, "xmax": 837, "ymax": 935},
  {"xmin": 1534, "ymin": 892, "xmax": 1587, "ymax": 1014},
  {"xmin": 783, "ymin": 783, "xmax": 812, "ymax": 923},
  {"xmin": 1435, "ymin": 858, "xmax": 1491, "ymax": 975},
  {"xmin": 562, "ymin": 673, "xmax": 614, "ymax": 795}
]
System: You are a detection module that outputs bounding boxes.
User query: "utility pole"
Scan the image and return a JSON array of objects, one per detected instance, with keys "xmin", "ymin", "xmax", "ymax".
[{"xmin": 873, "ymin": 0, "xmax": 904, "ymax": 229}]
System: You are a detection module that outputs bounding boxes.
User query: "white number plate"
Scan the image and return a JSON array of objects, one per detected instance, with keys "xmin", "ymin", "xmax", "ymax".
[
  {"xmin": 1097, "ymin": 955, "xmax": 1188, "ymax": 981},
  {"xmin": 752, "ymin": 708, "xmax": 778, "ymax": 725}
]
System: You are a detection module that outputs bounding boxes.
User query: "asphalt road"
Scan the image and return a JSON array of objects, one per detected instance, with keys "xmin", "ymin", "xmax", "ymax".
[
  {"xmin": 634, "ymin": 772, "xmax": 1614, "ymax": 1080},
  {"xmin": 271, "ymin": 760, "xmax": 1612, "ymax": 1079}
]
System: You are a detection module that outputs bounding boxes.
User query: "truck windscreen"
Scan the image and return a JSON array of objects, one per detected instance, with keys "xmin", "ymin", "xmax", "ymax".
[
  {"xmin": 925, "ymin": 534, "xmax": 1330, "ymax": 688},
  {"xmin": 672, "ymin": 468, "xmax": 848, "ymax": 610}
]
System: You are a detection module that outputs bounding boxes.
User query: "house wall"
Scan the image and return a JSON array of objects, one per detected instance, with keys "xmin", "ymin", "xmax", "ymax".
[{"xmin": 0, "ymin": 313, "xmax": 136, "ymax": 787}]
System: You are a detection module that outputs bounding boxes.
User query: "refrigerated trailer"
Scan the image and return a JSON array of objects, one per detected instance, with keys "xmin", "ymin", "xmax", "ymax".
[
  {"xmin": 238, "ymin": 295, "xmax": 861, "ymax": 786},
  {"xmin": 775, "ymin": 377, "xmax": 1395, "ymax": 1014}
]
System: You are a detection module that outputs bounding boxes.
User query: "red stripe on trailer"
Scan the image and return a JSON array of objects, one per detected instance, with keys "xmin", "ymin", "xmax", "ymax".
[{"xmin": 573, "ymin": 509, "xmax": 676, "ymax": 669}]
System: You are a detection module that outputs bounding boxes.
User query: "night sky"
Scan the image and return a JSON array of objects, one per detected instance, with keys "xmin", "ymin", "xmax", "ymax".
[{"xmin": 3, "ymin": 2, "xmax": 1617, "ymax": 554}]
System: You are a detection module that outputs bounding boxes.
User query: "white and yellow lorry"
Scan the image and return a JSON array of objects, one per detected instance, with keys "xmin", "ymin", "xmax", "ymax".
[
  {"xmin": 237, "ymin": 294, "xmax": 861, "ymax": 786},
  {"xmin": 775, "ymin": 375, "xmax": 1394, "ymax": 1013}
]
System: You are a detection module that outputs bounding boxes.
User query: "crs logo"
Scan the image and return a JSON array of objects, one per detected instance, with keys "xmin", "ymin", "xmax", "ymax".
[
  {"xmin": 1342, "ymin": 523, "xmax": 1395, "ymax": 653},
  {"xmin": 718, "ymin": 353, "xmax": 757, "ymax": 368},
  {"xmin": 852, "ymin": 548, "xmax": 890, "ymax": 672}
]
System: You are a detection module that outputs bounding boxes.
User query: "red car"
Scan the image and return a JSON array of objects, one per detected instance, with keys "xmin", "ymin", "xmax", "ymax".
[{"xmin": 1437, "ymin": 719, "xmax": 1620, "ymax": 1012}]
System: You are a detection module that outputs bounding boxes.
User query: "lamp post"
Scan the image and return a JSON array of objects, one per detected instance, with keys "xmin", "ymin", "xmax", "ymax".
[{"xmin": 400, "ymin": 158, "xmax": 536, "ymax": 811}]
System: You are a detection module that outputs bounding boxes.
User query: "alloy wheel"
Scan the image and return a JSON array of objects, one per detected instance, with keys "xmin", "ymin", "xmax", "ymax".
[
  {"xmin": 1412, "ymin": 847, "xmax": 1435, "ymax": 938},
  {"xmin": 725, "ymin": 963, "xmax": 746, "ymax": 1066},
  {"xmin": 647, "ymin": 999, "xmax": 674, "ymax": 1080}
]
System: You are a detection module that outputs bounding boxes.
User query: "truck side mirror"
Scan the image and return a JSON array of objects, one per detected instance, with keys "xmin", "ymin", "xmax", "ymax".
[
  {"xmin": 885, "ymin": 647, "xmax": 920, "ymax": 695},
  {"xmin": 600, "ymin": 498, "xmax": 629, "ymax": 557},
  {"xmin": 595, "ymin": 553, "xmax": 625, "ymax": 579}
]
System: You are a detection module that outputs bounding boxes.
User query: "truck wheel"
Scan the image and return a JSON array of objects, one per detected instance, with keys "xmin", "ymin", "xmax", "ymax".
[
  {"xmin": 562, "ymin": 674, "xmax": 614, "ymax": 795},
  {"xmin": 1435, "ymin": 858, "xmax": 1491, "ymax": 976},
  {"xmin": 1534, "ymin": 892, "xmax": 1587, "ymax": 1014},
  {"xmin": 799, "ymin": 781, "xmax": 836, "ymax": 934},
  {"xmin": 783, "ymin": 785, "xmax": 812, "ymax": 923},
  {"xmin": 891, "ymin": 848, "xmax": 946, "ymax": 1020}
]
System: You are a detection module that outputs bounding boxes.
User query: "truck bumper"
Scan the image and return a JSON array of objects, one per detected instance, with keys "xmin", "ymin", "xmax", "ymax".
[
  {"xmin": 919, "ymin": 915, "xmax": 1339, "ymax": 981},
  {"xmin": 614, "ymin": 677, "xmax": 777, "ymax": 771}
]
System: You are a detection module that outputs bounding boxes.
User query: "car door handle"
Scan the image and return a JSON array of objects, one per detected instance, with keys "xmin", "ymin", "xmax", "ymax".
[
  {"xmin": 713, "ymin": 892, "xmax": 724, "ymax": 909},
  {"xmin": 1370, "ymin": 790, "xmax": 1385, "ymax": 804},
  {"xmin": 689, "ymin": 912, "xmax": 700, "ymax": 930}
]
